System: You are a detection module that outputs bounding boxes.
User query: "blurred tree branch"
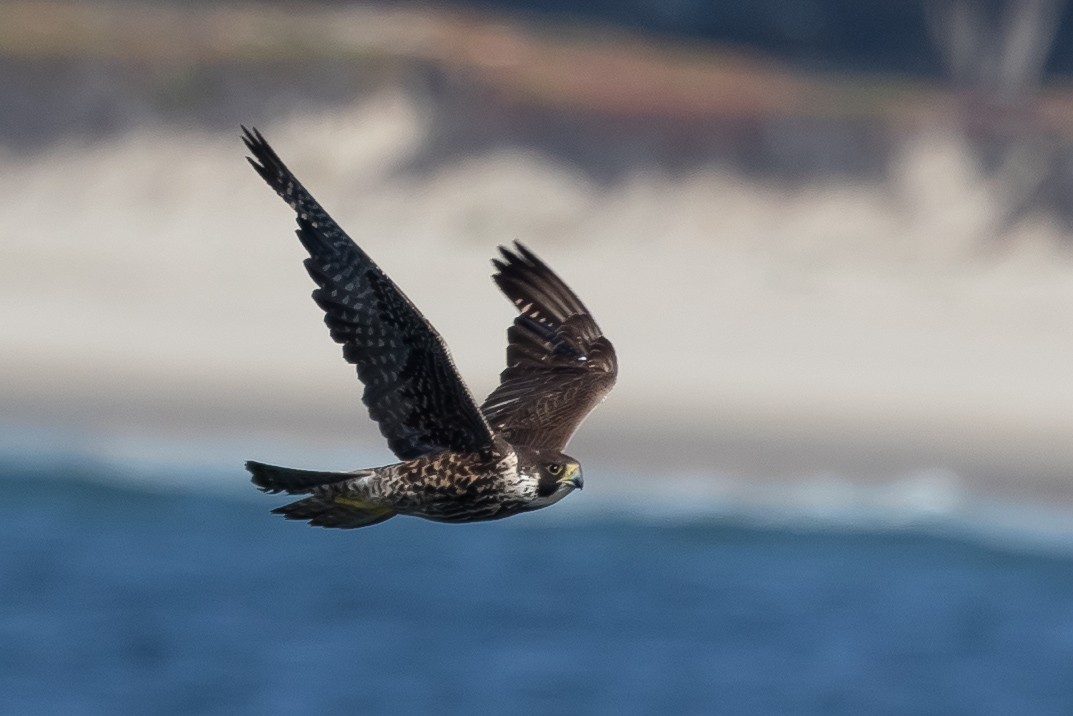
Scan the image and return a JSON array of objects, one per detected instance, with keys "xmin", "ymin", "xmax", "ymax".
[
  {"xmin": 926, "ymin": 0, "xmax": 1063, "ymax": 98},
  {"xmin": 924, "ymin": 0, "xmax": 1070, "ymax": 235}
]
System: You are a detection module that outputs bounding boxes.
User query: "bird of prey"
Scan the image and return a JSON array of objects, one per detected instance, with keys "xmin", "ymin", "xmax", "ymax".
[{"xmin": 241, "ymin": 127, "xmax": 617, "ymax": 529}]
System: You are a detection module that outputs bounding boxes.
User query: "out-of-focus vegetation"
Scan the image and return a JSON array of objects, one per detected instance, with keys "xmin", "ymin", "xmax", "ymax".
[{"xmin": 6, "ymin": 0, "xmax": 1073, "ymax": 226}]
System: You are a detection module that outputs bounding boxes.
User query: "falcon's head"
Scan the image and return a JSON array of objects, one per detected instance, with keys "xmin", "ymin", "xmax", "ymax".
[{"xmin": 516, "ymin": 447, "xmax": 583, "ymax": 510}]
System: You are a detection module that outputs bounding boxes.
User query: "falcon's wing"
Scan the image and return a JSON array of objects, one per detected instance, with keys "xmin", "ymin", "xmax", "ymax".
[
  {"xmin": 243, "ymin": 127, "xmax": 495, "ymax": 460},
  {"xmin": 481, "ymin": 243, "xmax": 617, "ymax": 451}
]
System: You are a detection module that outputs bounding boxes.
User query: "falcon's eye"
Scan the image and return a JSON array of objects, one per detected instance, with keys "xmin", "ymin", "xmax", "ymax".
[{"xmin": 547, "ymin": 463, "xmax": 563, "ymax": 476}]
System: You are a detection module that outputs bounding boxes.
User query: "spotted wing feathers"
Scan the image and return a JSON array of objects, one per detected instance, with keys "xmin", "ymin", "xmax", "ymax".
[
  {"xmin": 481, "ymin": 243, "xmax": 617, "ymax": 451},
  {"xmin": 242, "ymin": 127, "xmax": 494, "ymax": 460}
]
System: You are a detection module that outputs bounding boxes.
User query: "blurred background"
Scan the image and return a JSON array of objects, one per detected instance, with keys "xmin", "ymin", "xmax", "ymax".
[{"xmin": 3, "ymin": 1, "xmax": 1073, "ymax": 713}]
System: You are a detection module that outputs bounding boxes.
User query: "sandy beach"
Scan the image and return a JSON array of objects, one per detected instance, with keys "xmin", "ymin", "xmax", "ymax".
[{"xmin": 3, "ymin": 86, "xmax": 1073, "ymax": 503}]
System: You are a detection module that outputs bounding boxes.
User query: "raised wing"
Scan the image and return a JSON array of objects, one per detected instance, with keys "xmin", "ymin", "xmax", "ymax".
[
  {"xmin": 481, "ymin": 242, "xmax": 617, "ymax": 451},
  {"xmin": 242, "ymin": 127, "xmax": 495, "ymax": 460}
]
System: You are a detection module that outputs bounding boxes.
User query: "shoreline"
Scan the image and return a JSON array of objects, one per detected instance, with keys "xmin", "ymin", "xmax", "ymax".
[
  {"xmin": 3, "ymin": 100, "xmax": 1073, "ymax": 508},
  {"xmin": 7, "ymin": 404, "xmax": 1073, "ymax": 563},
  {"xmin": 5, "ymin": 377, "xmax": 1072, "ymax": 505}
]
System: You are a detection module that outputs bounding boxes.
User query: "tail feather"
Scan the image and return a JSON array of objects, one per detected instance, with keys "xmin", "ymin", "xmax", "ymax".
[
  {"xmin": 246, "ymin": 460, "xmax": 364, "ymax": 495},
  {"xmin": 247, "ymin": 460, "xmax": 396, "ymax": 529}
]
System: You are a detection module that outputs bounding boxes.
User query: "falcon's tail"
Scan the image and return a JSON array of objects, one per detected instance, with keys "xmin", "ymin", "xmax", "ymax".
[
  {"xmin": 246, "ymin": 460, "xmax": 363, "ymax": 495},
  {"xmin": 247, "ymin": 461, "xmax": 397, "ymax": 529}
]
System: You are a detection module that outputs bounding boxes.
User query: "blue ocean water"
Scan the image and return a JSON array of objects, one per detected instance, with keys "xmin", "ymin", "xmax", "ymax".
[{"xmin": 3, "ymin": 458, "xmax": 1073, "ymax": 715}]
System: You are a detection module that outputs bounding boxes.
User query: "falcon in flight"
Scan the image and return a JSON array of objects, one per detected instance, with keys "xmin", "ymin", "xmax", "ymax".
[{"xmin": 241, "ymin": 127, "xmax": 617, "ymax": 529}]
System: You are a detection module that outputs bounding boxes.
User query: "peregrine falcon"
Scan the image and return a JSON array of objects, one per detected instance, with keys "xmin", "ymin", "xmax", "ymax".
[{"xmin": 241, "ymin": 127, "xmax": 617, "ymax": 529}]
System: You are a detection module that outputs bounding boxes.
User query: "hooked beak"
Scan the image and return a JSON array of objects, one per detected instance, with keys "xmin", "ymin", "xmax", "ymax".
[{"xmin": 562, "ymin": 464, "xmax": 583, "ymax": 491}]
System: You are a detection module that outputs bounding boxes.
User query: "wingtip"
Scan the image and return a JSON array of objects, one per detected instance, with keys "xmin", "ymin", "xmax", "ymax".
[
  {"xmin": 240, "ymin": 124, "xmax": 263, "ymax": 143},
  {"xmin": 240, "ymin": 124, "xmax": 258, "ymax": 151},
  {"xmin": 493, "ymin": 241, "xmax": 534, "ymax": 269},
  {"xmin": 512, "ymin": 240, "xmax": 535, "ymax": 261},
  {"xmin": 495, "ymin": 243, "xmax": 515, "ymax": 261},
  {"xmin": 241, "ymin": 127, "xmax": 299, "ymax": 198},
  {"xmin": 241, "ymin": 126, "xmax": 270, "ymax": 175},
  {"xmin": 492, "ymin": 242, "xmax": 523, "ymax": 278},
  {"xmin": 241, "ymin": 126, "xmax": 280, "ymax": 167}
]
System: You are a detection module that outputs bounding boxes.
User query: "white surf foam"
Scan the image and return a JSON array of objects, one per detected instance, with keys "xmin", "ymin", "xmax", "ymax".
[{"xmin": 3, "ymin": 424, "xmax": 1073, "ymax": 557}]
